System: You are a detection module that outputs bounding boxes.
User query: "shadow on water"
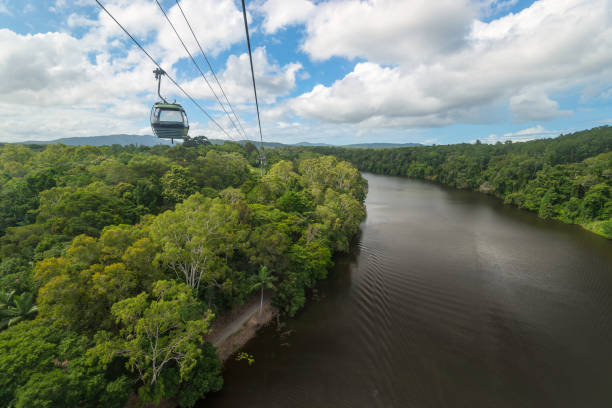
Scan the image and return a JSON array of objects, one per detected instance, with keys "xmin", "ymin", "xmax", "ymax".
[{"xmin": 200, "ymin": 173, "xmax": 612, "ymax": 408}]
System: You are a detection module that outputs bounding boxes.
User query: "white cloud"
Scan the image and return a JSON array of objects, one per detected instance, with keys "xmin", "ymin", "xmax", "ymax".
[
  {"xmin": 256, "ymin": 0, "xmax": 315, "ymax": 34},
  {"xmin": 509, "ymin": 90, "xmax": 571, "ymax": 121},
  {"xmin": 300, "ymin": 0, "xmax": 477, "ymax": 64},
  {"xmin": 0, "ymin": 29, "xmax": 155, "ymax": 108},
  {"xmin": 0, "ymin": 102, "xmax": 145, "ymax": 142},
  {"xmin": 0, "ymin": 0, "xmax": 11, "ymax": 15},
  {"xmin": 482, "ymin": 125, "xmax": 559, "ymax": 144},
  {"xmin": 181, "ymin": 47, "xmax": 302, "ymax": 105},
  {"xmin": 289, "ymin": 0, "xmax": 612, "ymax": 129},
  {"xmin": 67, "ymin": 13, "xmax": 97, "ymax": 28},
  {"xmin": 49, "ymin": 0, "xmax": 67, "ymax": 13},
  {"xmin": 155, "ymin": 0, "xmax": 245, "ymax": 63}
]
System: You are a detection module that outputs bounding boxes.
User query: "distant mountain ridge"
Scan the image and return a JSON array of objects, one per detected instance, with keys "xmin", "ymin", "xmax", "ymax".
[
  {"xmin": 16, "ymin": 134, "xmax": 421, "ymax": 148},
  {"xmin": 343, "ymin": 142, "xmax": 421, "ymax": 148},
  {"xmin": 21, "ymin": 134, "xmax": 173, "ymax": 146}
]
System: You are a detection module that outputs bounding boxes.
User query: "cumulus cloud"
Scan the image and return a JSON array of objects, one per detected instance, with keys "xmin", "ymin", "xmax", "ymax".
[
  {"xmin": 300, "ymin": 0, "xmax": 477, "ymax": 64},
  {"xmin": 509, "ymin": 91, "xmax": 571, "ymax": 121},
  {"xmin": 0, "ymin": 102, "xmax": 146, "ymax": 142},
  {"xmin": 181, "ymin": 47, "xmax": 302, "ymax": 104},
  {"xmin": 256, "ymin": 0, "xmax": 315, "ymax": 34},
  {"xmin": 0, "ymin": 28, "xmax": 155, "ymax": 108},
  {"xmin": 155, "ymin": 0, "xmax": 245, "ymax": 63},
  {"xmin": 289, "ymin": 0, "xmax": 612, "ymax": 129},
  {"xmin": 482, "ymin": 125, "xmax": 560, "ymax": 143}
]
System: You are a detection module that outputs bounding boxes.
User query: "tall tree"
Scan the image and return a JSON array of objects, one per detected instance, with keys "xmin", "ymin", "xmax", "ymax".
[
  {"xmin": 93, "ymin": 280, "xmax": 217, "ymax": 404},
  {"xmin": 150, "ymin": 194, "xmax": 241, "ymax": 292},
  {"xmin": 250, "ymin": 266, "xmax": 277, "ymax": 314}
]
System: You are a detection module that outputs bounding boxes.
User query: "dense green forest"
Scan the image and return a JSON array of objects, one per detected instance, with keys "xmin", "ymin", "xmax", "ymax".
[
  {"xmin": 294, "ymin": 126, "xmax": 611, "ymax": 239},
  {"xmin": 0, "ymin": 141, "xmax": 366, "ymax": 407}
]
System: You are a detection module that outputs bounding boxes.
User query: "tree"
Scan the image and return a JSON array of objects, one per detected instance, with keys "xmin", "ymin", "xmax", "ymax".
[
  {"xmin": 183, "ymin": 135, "xmax": 211, "ymax": 147},
  {"xmin": 93, "ymin": 280, "xmax": 218, "ymax": 405},
  {"xmin": 0, "ymin": 320, "xmax": 131, "ymax": 408},
  {"xmin": 35, "ymin": 226, "xmax": 158, "ymax": 332},
  {"xmin": 190, "ymin": 150, "xmax": 250, "ymax": 190},
  {"xmin": 277, "ymin": 190, "xmax": 315, "ymax": 213},
  {"xmin": 0, "ymin": 291, "xmax": 37, "ymax": 330},
  {"xmin": 161, "ymin": 165, "xmax": 197, "ymax": 204},
  {"xmin": 250, "ymin": 266, "xmax": 277, "ymax": 314},
  {"xmin": 150, "ymin": 194, "xmax": 241, "ymax": 292},
  {"xmin": 582, "ymin": 183, "xmax": 610, "ymax": 220}
]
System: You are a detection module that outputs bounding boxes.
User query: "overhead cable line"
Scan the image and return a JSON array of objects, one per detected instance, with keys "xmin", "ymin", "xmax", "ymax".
[
  {"xmin": 174, "ymin": 0, "xmax": 250, "ymax": 142},
  {"xmin": 240, "ymin": 0, "xmax": 266, "ymax": 176},
  {"xmin": 154, "ymin": 0, "xmax": 246, "ymax": 142},
  {"xmin": 93, "ymin": 0, "xmax": 234, "ymax": 141}
]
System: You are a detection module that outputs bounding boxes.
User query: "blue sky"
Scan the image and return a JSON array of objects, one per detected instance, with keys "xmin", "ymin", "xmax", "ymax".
[{"xmin": 0, "ymin": 0, "xmax": 611, "ymax": 145}]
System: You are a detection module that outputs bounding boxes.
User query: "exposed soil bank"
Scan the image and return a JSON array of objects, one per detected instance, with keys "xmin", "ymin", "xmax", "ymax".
[{"xmin": 210, "ymin": 296, "xmax": 277, "ymax": 362}]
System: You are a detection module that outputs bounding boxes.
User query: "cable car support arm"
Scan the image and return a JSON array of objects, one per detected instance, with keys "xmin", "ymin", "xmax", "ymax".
[{"xmin": 154, "ymin": 68, "xmax": 168, "ymax": 103}]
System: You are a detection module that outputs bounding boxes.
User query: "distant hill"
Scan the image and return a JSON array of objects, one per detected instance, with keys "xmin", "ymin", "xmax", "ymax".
[
  {"xmin": 208, "ymin": 139, "xmax": 288, "ymax": 148},
  {"xmin": 342, "ymin": 142, "xmax": 422, "ymax": 148},
  {"xmin": 22, "ymin": 134, "xmax": 173, "ymax": 146},
  {"xmin": 294, "ymin": 141, "xmax": 332, "ymax": 147},
  {"xmin": 17, "ymin": 134, "xmax": 421, "ymax": 148}
]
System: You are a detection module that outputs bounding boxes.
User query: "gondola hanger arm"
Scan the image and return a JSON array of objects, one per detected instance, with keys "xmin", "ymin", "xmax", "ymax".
[{"xmin": 154, "ymin": 68, "xmax": 168, "ymax": 104}]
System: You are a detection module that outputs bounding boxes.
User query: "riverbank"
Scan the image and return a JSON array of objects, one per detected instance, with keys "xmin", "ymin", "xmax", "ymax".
[
  {"xmin": 208, "ymin": 293, "xmax": 277, "ymax": 362},
  {"xmin": 301, "ymin": 128, "xmax": 612, "ymax": 240}
]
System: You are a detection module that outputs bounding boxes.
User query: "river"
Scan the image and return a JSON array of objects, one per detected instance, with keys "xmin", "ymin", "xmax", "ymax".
[{"xmin": 201, "ymin": 173, "xmax": 612, "ymax": 408}]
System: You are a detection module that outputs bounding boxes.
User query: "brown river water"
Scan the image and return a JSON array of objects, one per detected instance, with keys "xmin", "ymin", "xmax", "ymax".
[{"xmin": 200, "ymin": 173, "xmax": 612, "ymax": 408}]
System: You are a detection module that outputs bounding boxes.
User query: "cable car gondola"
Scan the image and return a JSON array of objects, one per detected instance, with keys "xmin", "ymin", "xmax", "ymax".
[{"xmin": 150, "ymin": 68, "xmax": 189, "ymax": 143}]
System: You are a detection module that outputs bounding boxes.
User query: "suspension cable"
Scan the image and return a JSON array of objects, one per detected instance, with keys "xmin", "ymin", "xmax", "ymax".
[
  {"xmin": 154, "ymin": 0, "xmax": 246, "ymax": 142},
  {"xmin": 174, "ymin": 0, "xmax": 249, "ymax": 142},
  {"xmin": 240, "ymin": 0, "xmax": 265, "ymax": 176},
  {"xmin": 93, "ymin": 0, "xmax": 235, "ymax": 141}
]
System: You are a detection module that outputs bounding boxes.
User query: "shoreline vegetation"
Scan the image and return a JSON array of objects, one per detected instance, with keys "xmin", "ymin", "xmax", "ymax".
[
  {"xmin": 0, "ymin": 142, "xmax": 367, "ymax": 407},
  {"xmin": 291, "ymin": 126, "xmax": 611, "ymax": 239}
]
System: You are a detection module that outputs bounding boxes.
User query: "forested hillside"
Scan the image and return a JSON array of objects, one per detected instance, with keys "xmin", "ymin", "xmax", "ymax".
[
  {"xmin": 0, "ymin": 142, "xmax": 366, "ymax": 407},
  {"xmin": 293, "ymin": 126, "xmax": 612, "ymax": 238}
]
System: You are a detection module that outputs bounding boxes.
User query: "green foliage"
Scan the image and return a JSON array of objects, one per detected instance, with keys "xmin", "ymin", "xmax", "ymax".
[
  {"xmin": 235, "ymin": 352, "xmax": 255, "ymax": 366},
  {"xmin": 92, "ymin": 280, "xmax": 219, "ymax": 406},
  {"xmin": 162, "ymin": 165, "xmax": 197, "ymax": 204},
  {"xmin": 0, "ymin": 141, "xmax": 366, "ymax": 404},
  {"xmin": 35, "ymin": 226, "xmax": 160, "ymax": 331},
  {"xmin": 183, "ymin": 135, "xmax": 211, "ymax": 147},
  {"xmin": 295, "ymin": 126, "xmax": 611, "ymax": 238},
  {"xmin": 150, "ymin": 194, "xmax": 242, "ymax": 293},
  {"xmin": 0, "ymin": 291, "xmax": 37, "ymax": 330},
  {"xmin": 250, "ymin": 265, "xmax": 277, "ymax": 314},
  {"xmin": 176, "ymin": 341, "xmax": 223, "ymax": 407},
  {"xmin": 0, "ymin": 320, "xmax": 131, "ymax": 408},
  {"xmin": 277, "ymin": 190, "xmax": 315, "ymax": 213},
  {"xmin": 190, "ymin": 150, "xmax": 251, "ymax": 190}
]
